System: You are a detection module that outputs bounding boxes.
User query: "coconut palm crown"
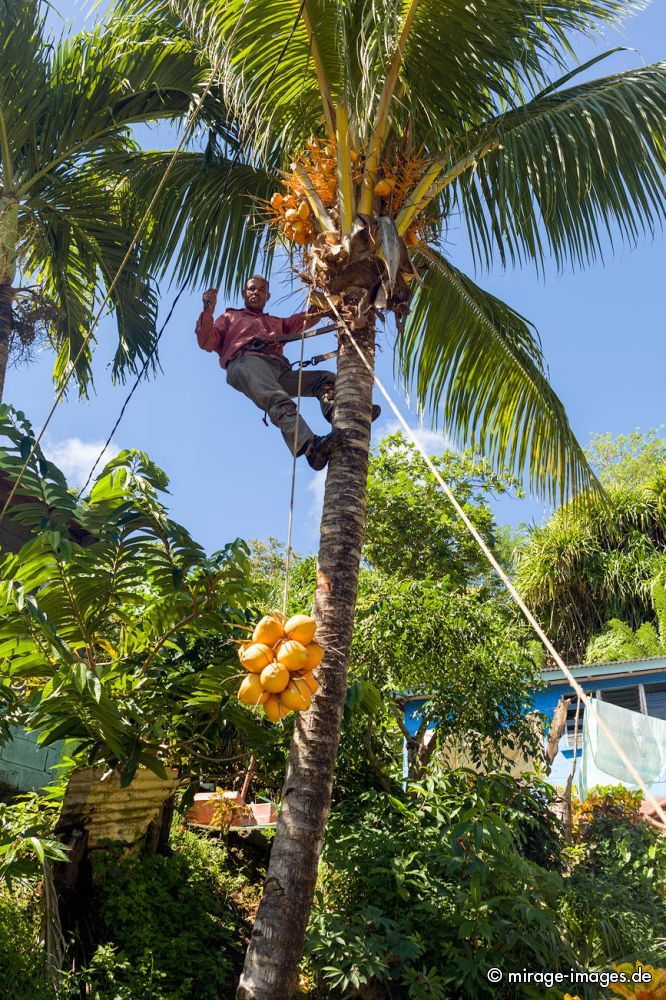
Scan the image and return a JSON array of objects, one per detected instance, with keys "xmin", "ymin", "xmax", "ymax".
[
  {"xmin": 0, "ymin": 0, "xmax": 241, "ymax": 399},
  {"xmin": 122, "ymin": 0, "xmax": 664, "ymax": 502}
]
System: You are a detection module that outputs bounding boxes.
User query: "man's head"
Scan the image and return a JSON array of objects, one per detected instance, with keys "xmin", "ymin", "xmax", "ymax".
[{"xmin": 243, "ymin": 275, "xmax": 270, "ymax": 313}]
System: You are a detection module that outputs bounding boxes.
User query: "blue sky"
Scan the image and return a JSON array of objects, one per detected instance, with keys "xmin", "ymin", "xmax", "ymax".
[{"xmin": 9, "ymin": 1, "xmax": 666, "ymax": 556}]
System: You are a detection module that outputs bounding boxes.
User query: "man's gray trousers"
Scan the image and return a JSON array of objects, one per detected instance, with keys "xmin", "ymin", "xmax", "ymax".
[{"xmin": 226, "ymin": 353, "xmax": 335, "ymax": 456}]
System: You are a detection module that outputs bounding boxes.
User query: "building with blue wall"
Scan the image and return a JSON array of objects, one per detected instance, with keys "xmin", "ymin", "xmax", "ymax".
[
  {"xmin": 534, "ymin": 655, "xmax": 666, "ymax": 796},
  {"xmin": 400, "ymin": 655, "xmax": 666, "ymax": 795}
]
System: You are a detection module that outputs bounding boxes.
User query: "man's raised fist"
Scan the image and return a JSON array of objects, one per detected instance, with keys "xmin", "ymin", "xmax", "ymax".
[{"xmin": 202, "ymin": 287, "xmax": 218, "ymax": 309}]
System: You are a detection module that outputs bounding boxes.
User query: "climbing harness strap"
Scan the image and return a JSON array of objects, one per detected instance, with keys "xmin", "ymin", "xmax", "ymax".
[
  {"xmin": 290, "ymin": 348, "xmax": 338, "ymax": 371},
  {"xmin": 275, "ymin": 322, "xmax": 340, "ymax": 344}
]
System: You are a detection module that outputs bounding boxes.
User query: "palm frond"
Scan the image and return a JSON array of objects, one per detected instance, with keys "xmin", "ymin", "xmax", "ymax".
[
  {"xmin": 23, "ymin": 20, "xmax": 229, "ymax": 187},
  {"xmin": 0, "ymin": 2, "xmax": 49, "ymax": 174},
  {"xmin": 21, "ymin": 166, "xmax": 159, "ymax": 390},
  {"xmin": 155, "ymin": 0, "xmax": 332, "ymax": 162},
  {"xmin": 108, "ymin": 149, "xmax": 277, "ymax": 294},
  {"xmin": 398, "ymin": 247, "xmax": 596, "ymax": 501},
  {"xmin": 399, "ymin": 0, "xmax": 644, "ymax": 148},
  {"xmin": 448, "ymin": 62, "xmax": 666, "ymax": 269}
]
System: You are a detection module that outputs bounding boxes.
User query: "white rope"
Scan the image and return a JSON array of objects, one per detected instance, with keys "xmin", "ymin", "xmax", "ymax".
[
  {"xmin": 323, "ymin": 290, "xmax": 666, "ymax": 829},
  {"xmin": 281, "ymin": 291, "xmax": 311, "ymax": 616}
]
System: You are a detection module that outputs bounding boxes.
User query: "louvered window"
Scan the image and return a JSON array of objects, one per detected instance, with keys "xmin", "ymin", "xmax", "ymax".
[
  {"xmin": 644, "ymin": 683, "xmax": 666, "ymax": 721},
  {"xmin": 600, "ymin": 686, "xmax": 642, "ymax": 713},
  {"xmin": 565, "ymin": 701, "xmax": 585, "ymax": 749}
]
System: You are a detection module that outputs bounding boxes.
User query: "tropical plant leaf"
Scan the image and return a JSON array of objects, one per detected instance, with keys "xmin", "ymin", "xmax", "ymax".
[
  {"xmin": 448, "ymin": 62, "xmax": 666, "ymax": 270},
  {"xmin": 398, "ymin": 247, "xmax": 595, "ymax": 501},
  {"xmin": 109, "ymin": 149, "xmax": 277, "ymax": 293}
]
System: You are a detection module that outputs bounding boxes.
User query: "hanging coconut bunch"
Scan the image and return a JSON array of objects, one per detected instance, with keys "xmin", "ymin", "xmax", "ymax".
[
  {"xmin": 263, "ymin": 114, "xmax": 439, "ymax": 329},
  {"xmin": 266, "ymin": 133, "xmax": 429, "ymax": 253},
  {"xmin": 237, "ymin": 611, "xmax": 323, "ymax": 723}
]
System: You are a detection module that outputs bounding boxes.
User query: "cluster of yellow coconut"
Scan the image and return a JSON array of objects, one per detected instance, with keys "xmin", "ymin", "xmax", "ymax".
[
  {"xmin": 267, "ymin": 136, "xmax": 428, "ymax": 250},
  {"xmin": 269, "ymin": 192, "xmax": 317, "ymax": 246},
  {"xmin": 237, "ymin": 612, "xmax": 323, "ymax": 723}
]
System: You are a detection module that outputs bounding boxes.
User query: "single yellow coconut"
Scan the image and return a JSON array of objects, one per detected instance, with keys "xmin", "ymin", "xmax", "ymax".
[
  {"xmin": 276, "ymin": 639, "xmax": 308, "ymax": 672},
  {"xmin": 374, "ymin": 179, "xmax": 392, "ymax": 197},
  {"xmin": 297, "ymin": 201, "xmax": 311, "ymax": 220},
  {"xmin": 260, "ymin": 661, "xmax": 290, "ymax": 693},
  {"xmin": 238, "ymin": 643, "xmax": 274, "ymax": 673},
  {"xmin": 303, "ymin": 641, "xmax": 324, "ymax": 670},
  {"xmin": 264, "ymin": 695, "xmax": 291, "ymax": 723},
  {"xmin": 252, "ymin": 614, "xmax": 284, "ymax": 647},
  {"xmin": 238, "ymin": 674, "xmax": 269, "ymax": 706},
  {"xmin": 299, "ymin": 670, "xmax": 320, "ymax": 695},
  {"xmin": 285, "ymin": 614, "xmax": 317, "ymax": 645},
  {"xmin": 270, "ymin": 192, "xmax": 284, "ymax": 209},
  {"xmin": 285, "ymin": 207, "xmax": 299, "ymax": 221},
  {"xmin": 280, "ymin": 678, "xmax": 312, "ymax": 712}
]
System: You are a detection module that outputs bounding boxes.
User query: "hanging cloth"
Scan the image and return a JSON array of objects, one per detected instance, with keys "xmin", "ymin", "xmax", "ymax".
[{"xmin": 579, "ymin": 697, "xmax": 666, "ymax": 798}]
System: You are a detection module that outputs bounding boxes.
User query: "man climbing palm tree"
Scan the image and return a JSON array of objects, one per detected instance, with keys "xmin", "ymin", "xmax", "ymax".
[{"xmin": 195, "ymin": 275, "xmax": 379, "ymax": 469}]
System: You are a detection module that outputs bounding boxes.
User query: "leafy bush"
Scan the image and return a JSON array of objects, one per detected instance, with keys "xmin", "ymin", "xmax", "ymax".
[
  {"xmin": 0, "ymin": 406, "xmax": 266, "ymax": 785},
  {"xmin": 585, "ymin": 582, "xmax": 666, "ymax": 664},
  {"xmin": 0, "ymin": 792, "xmax": 68, "ymax": 887},
  {"xmin": 0, "ymin": 886, "xmax": 53, "ymax": 999},
  {"xmin": 307, "ymin": 770, "xmax": 570, "ymax": 999},
  {"xmin": 0, "ymin": 827, "xmax": 264, "ymax": 999},
  {"xmin": 87, "ymin": 827, "xmax": 258, "ymax": 1000},
  {"xmin": 558, "ymin": 787, "xmax": 666, "ymax": 968}
]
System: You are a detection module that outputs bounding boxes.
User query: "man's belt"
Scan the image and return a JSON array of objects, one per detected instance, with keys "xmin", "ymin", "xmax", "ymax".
[{"xmin": 227, "ymin": 339, "xmax": 285, "ymax": 366}]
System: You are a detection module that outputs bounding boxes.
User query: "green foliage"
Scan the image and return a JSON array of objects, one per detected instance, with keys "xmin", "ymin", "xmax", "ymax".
[
  {"xmin": 585, "ymin": 581, "xmax": 666, "ymax": 664},
  {"xmin": 88, "ymin": 828, "xmax": 255, "ymax": 999},
  {"xmin": 400, "ymin": 249, "xmax": 594, "ymax": 502},
  {"xmin": 587, "ymin": 428, "xmax": 666, "ymax": 489},
  {"xmin": 364, "ymin": 433, "xmax": 520, "ymax": 587},
  {"xmin": 0, "ymin": 792, "xmax": 67, "ymax": 887},
  {"xmin": 307, "ymin": 770, "xmax": 569, "ymax": 999},
  {"xmin": 0, "ymin": 885, "xmax": 53, "ymax": 999},
  {"xmin": 0, "ymin": 827, "xmax": 265, "ymax": 999},
  {"xmin": 352, "ymin": 574, "xmax": 543, "ymax": 766},
  {"xmin": 516, "ymin": 467, "xmax": 666, "ymax": 661},
  {"xmin": 0, "ymin": 405, "xmax": 268, "ymax": 781},
  {"xmin": 559, "ymin": 787, "xmax": 666, "ymax": 967}
]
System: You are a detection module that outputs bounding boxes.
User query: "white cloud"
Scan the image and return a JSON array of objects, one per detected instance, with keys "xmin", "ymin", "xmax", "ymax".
[
  {"xmin": 46, "ymin": 437, "xmax": 121, "ymax": 487},
  {"xmin": 305, "ymin": 469, "xmax": 326, "ymax": 532},
  {"xmin": 382, "ymin": 419, "xmax": 455, "ymax": 455}
]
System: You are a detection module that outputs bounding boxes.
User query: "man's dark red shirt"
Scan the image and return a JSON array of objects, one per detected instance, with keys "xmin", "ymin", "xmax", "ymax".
[{"xmin": 196, "ymin": 305, "xmax": 321, "ymax": 369}]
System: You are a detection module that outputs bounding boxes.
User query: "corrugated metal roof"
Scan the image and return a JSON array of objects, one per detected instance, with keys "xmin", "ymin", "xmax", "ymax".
[
  {"xmin": 56, "ymin": 766, "xmax": 179, "ymax": 849},
  {"xmin": 543, "ymin": 655, "xmax": 666, "ymax": 684}
]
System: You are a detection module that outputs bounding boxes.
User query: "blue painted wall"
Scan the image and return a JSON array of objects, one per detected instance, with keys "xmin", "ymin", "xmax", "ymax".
[
  {"xmin": 533, "ymin": 669, "xmax": 666, "ymax": 796},
  {"xmin": 401, "ymin": 666, "xmax": 666, "ymax": 797}
]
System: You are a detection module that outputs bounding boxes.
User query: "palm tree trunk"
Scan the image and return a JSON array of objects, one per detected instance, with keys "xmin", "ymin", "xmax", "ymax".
[
  {"xmin": 0, "ymin": 282, "xmax": 12, "ymax": 402},
  {"xmin": 237, "ymin": 318, "xmax": 376, "ymax": 1000},
  {"xmin": 0, "ymin": 197, "xmax": 18, "ymax": 403}
]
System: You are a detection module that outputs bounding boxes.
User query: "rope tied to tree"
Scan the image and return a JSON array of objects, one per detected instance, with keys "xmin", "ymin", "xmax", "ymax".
[
  {"xmin": 281, "ymin": 286, "xmax": 313, "ymax": 617},
  {"xmin": 322, "ymin": 287, "xmax": 666, "ymax": 831}
]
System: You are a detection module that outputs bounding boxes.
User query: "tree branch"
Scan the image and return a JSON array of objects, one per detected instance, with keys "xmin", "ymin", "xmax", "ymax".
[{"xmin": 363, "ymin": 717, "xmax": 395, "ymax": 794}]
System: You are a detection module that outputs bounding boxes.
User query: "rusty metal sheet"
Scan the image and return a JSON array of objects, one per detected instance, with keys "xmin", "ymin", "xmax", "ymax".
[{"xmin": 56, "ymin": 766, "xmax": 179, "ymax": 848}]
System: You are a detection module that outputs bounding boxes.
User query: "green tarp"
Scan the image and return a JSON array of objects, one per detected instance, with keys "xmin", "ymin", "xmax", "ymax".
[{"xmin": 579, "ymin": 697, "xmax": 666, "ymax": 798}]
